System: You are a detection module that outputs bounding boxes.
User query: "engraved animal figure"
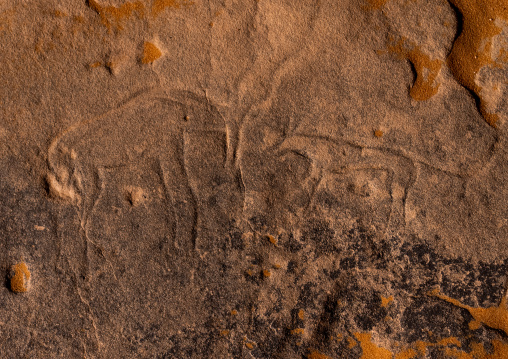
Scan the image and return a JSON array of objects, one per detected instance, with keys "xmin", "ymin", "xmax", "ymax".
[
  {"xmin": 239, "ymin": 124, "xmax": 417, "ymax": 236},
  {"xmin": 46, "ymin": 88, "xmax": 227, "ymax": 254}
]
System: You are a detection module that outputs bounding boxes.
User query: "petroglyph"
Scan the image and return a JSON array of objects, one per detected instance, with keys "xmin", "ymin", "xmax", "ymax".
[
  {"xmin": 2, "ymin": 0, "xmax": 508, "ymax": 357},
  {"xmin": 47, "ymin": 88, "xmax": 227, "ymax": 254}
]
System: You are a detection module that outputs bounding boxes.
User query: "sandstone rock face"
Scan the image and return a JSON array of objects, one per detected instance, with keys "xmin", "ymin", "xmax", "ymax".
[{"xmin": 0, "ymin": 0, "xmax": 507, "ymax": 358}]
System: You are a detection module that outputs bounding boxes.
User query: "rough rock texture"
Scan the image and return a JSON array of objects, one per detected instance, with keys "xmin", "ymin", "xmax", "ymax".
[{"xmin": 0, "ymin": 0, "xmax": 507, "ymax": 358}]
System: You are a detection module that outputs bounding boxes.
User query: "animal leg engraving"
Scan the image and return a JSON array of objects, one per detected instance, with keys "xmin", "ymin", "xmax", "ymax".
[{"xmin": 160, "ymin": 137, "xmax": 198, "ymax": 254}]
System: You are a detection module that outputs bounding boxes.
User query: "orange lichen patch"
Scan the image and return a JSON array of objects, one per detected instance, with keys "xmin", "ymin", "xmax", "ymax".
[
  {"xmin": 429, "ymin": 289, "xmax": 508, "ymax": 335},
  {"xmin": 10, "ymin": 262, "xmax": 31, "ymax": 293},
  {"xmin": 413, "ymin": 338, "xmax": 460, "ymax": 356},
  {"xmin": 89, "ymin": 61, "xmax": 102, "ymax": 68},
  {"xmin": 381, "ymin": 295, "xmax": 393, "ymax": 307},
  {"xmin": 298, "ymin": 309, "xmax": 305, "ymax": 320},
  {"xmin": 245, "ymin": 269, "xmax": 253, "ymax": 276},
  {"xmin": 307, "ymin": 350, "xmax": 332, "ymax": 359},
  {"xmin": 374, "ymin": 130, "xmax": 384, "ymax": 138},
  {"xmin": 469, "ymin": 342, "xmax": 488, "ymax": 357},
  {"xmin": 414, "ymin": 340, "xmax": 430, "ymax": 355},
  {"xmin": 447, "ymin": 0, "xmax": 508, "ymax": 127},
  {"xmin": 491, "ymin": 340, "xmax": 508, "ymax": 358},
  {"xmin": 386, "ymin": 38, "xmax": 442, "ymax": 101},
  {"xmin": 266, "ymin": 234, "xmax": 278, "ymax": 245},
  {"xmin": 151, "ymin": 0, "xmax": 192, "ymax": 17},
  {"xmin": 354, "ymin": 333, "xmax": 392, "ymax": 359},
  {"xmin": 291, "ymin": 328, "xmax": 305, "ymax": 335},
  {"xmin": 437, "ymin": 337, "xmax": 461, "ymax": 347},
  {"xmin": 262, "ymin": 269, "xmax": 271, "ymax": 278},
  {"xmin": 88, "ymin": 0, "xmax": 145, "ymax": 31},
  {"xmin": 245, "ymin": 342, "xmax": 255, "ymax": 349},
  {"xmin": 443, "ymin": 340, "xmax": 508, "ymax": 359},
  {"xmin": 231, "ymin": 309, "xmax": 238, "ymax": 316},
  {"xmin": 444, "ymin": 347, "xmax": 477, "ymax": 359},
  {"xmin": 394, "ymin": 348, "xmax": 417, "ymax": 359},
  {"xmin": 336, "ymin": 332, "xmax": 496, "ymax": 359},
  {"xmin": 468, "ymin": 320, "xmax": 482, "ymax": 330},
  {"xmin": 384, "ymin": 336, "xmax": 466, "ymax": 359},
  {"xmin": 273, "ymin": 263, "xmax": 282, "ymax": 269},
  {"xmin": 220, "ymin": 329, "xmax": 230, "ymax": 336},
  {"xmin": 141, "ymin": 41, "xmax": 162, "ymax": 64}
]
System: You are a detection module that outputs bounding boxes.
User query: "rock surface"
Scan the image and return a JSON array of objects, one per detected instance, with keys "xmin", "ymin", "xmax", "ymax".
[{"xmin": 0, "ymin": 0, "xmax": 507, "ymax": 358}]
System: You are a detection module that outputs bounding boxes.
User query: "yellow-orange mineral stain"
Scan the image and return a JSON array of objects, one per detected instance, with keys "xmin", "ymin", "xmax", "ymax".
[
  {"xmin": 10, "ymin": 262, "xmax": 31, "ymax": 293},
  {"xmin": 447, "ymin": 0, "xmax": 508, "ymax": 127},
  {"xmin": 141, "ymin": 42, "xmax": 162, "ymax": 64},
  {"xmin": 88, "ymin": 0, "xmax": 145, "ymax": 31},
  {"xmin": 387, "ymin": 38, "xmax": 442, "ymax": 101},
  {"xmin": 429, "ymin": 289, "xmax": 508, "ymax": 335},
  {"xmin": 354, "ymin": 333, "xmax": 392, "ymax": 359}
]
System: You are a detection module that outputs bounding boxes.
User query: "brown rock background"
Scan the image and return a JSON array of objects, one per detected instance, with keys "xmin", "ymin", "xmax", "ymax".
[{"xmin": 0, "ymin": 0, "xmax": 507, "ymax": 358}]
